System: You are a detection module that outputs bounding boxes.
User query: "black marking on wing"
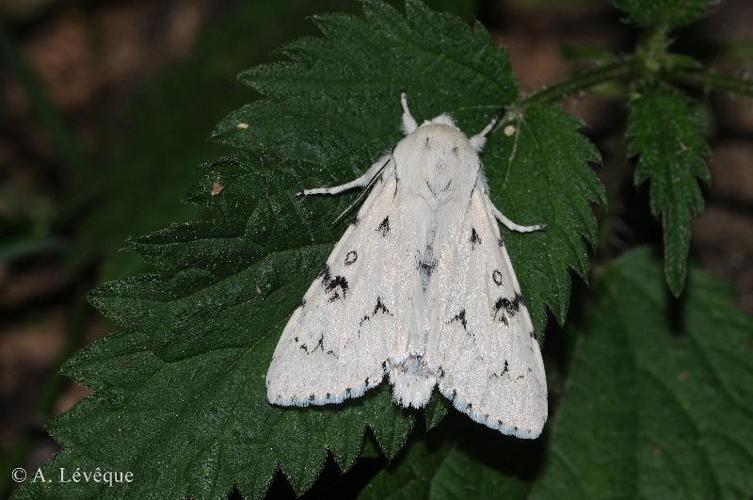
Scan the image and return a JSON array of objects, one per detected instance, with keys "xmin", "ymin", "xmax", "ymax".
[
  {"xmin": 470, "ymin": 227, "xmax": 481, "ymax": 246},
  {"xmin": 492, "ymin": 293, "xmax": 525, "ymax": 324},
  {"xmin": 299, "ymin": 334, "xmax": 325, "ymax": 354},
  {"xmin": 418, "ymin": 227, "xmax": 438, "ymax": 291},
  {"xmin": 324, "ymin": 275, "xmax": 349, "ymax": 302},
  {"xmin": 491, "ymin": 359, "xmax": 509, "ymax": 379},
  {"xmin": 344, "ymin": 250, "xmax": 358, "ymax": 265},
  {"xmin": 418, "ymin": 255, "xmax": 438, "ymax": 289},
  {"xmin": 492, "ymin": 298, "xmax": 509, "ymax": 325},
  {"xmin": 320, "ymin": 261, "xmax": 349, "ymax": 301},
  {"xmin": 377, "ymin": 217, "xmax": 390, "ymax": 236},
  {"xmin": 359, "ymin": 296, "xmax": 393, "ymax": 326},
  {"xmin": 493, "ymin": 270, "xmax": 503, "ymax": 286},
  {"xmin": 374, "ymin": 297, "xmax": 391, "ymax": 315},
  {"xmin": 447, "ymin": 309, "xmax": 467, "ymax": 330}
]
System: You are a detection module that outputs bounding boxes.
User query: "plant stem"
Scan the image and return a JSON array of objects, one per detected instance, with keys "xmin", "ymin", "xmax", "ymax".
[
  {"xmin": 522, "ymin": 59, "xmax": 633, "ymax": 107},
  {"xmin": 667, "ymin": 66, "xmax": 753, "ymax": 98},
  {"xmin": 642, "ymin": 25, "xmax": 669, "ymax": 74},
  {"xmin": 491, "ymin": 59, "xmax": 633, "ymax": 128}
]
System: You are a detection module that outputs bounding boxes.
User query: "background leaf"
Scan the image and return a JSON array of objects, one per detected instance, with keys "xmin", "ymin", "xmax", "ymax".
[
  {"xmin": 627, "ymin": 83, "xmax": 710, "ymax": 296},
  {"xmin": 610, "ymin": 0, "xmax": 717, "ymax": 29},
  {"xmin": 531, "ymin": 248, "xmax": 753, "ymax": 499},
  {"xmin": 485, "ymin": 105, "xmax": 604, "ymax": 332},
  {"xmin": 361, "ymin": 424, "xmax": 530, "ymax": 500}
]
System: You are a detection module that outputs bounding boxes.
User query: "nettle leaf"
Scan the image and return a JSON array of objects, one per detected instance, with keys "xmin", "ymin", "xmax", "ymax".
[
  {"xmin": 486, "ymin": 105, "xmax": 604, "ymax": 332},
  {"xmin": 74, "ymin": 0, "xmax": 366, "ymax": 281},
  {"xmin": 610, "ymin": 0, "xmax": 716, "ymax": 29},
  {"xmin": 531, "ymin": 248, "xmax": 753, "ymax": 499},
  {"xmin": 18, "ymin": 1, "xmax": 604, "ymax": 498},
  {"xmin": 361, "ymin": 431, "xmax": 529, "ymax": 499},
  {"xmin": 628, "ymin": 83, "xmax": 710, "ymax": 296}
]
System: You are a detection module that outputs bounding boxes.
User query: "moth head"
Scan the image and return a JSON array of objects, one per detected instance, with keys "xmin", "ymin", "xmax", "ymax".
[
  {"xmin": 423, "ymin": 113, "xmax": 458, "ymax": 129},
  {"xmin": 420, "ymin": 113, "xmax": 494, "ymax": 154},
  {"xmin": 398, "ymin": 120, "xmax": 476, "ymax": 164}
]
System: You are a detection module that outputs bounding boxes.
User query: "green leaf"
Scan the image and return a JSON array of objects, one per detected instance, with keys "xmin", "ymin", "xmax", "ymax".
[
  {"xmin": 424, "ymin": 394, "xmax": 450, "ymax": 431},
  {"xmin": 532, "ymin": 248, "xmax": 753, "ymax": 499},
  {"xmin": 486, "ymin": 104, "xmax": 605, "ymax": 332},
  {"xmin": 361, "ymin": 434, "xmax": 529, "ymax": 499},
  {"xmin": 16, "ymin": 1, "xmax": 604, "ymax": 498},
  {"xmin": 627, "ymin": 83, "xmax": 710, "ymax": 296},
  {"xmin": 610, "ymin": 0, "xmax": 716, "ymax": 29},
  {"xmin": 74, "ymin": 0, "xmax": 366, "ymax": 281}
]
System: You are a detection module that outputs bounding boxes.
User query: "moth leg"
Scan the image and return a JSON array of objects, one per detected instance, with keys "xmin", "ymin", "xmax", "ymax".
[
  {"xmin": 491, "ymin": 204, "xmax": 546, "ymax": 233},
  {"xmin": 300, "ymin": 156, "xmax": 390, "ymax": 196},
  {"xmin": 401, "ymin": 92, "xmax": 418, "ymax": 135},
  {"xmin": 469, "ymin": 113, "xmax": 501, "ymax": 153}
]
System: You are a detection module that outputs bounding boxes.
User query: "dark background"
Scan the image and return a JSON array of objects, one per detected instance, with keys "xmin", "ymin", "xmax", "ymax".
[{"xmin": 1, "ymin": 0, "xmax": 751, "ymax": 498}]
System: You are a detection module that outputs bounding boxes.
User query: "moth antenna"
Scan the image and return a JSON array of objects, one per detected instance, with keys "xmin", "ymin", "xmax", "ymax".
[
  {"xmin": 469, "ymin": 110, "xmax": 503, "ymax": 153},
  {"xmin": 401, "ymin": 92, "xmax": 418, "ymax": 135}
]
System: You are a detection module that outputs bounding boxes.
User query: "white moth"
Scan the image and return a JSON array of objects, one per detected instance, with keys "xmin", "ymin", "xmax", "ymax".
[{"xmin": 266, "ymin": 94, "xmax": 548, "ymax": 439}]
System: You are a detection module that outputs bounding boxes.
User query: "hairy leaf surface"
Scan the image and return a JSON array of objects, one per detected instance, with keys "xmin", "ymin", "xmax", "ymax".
[
  {"xmin": 628, "ymin": 84, "xmax": 710, "ymax": 296},
  {"xmin": 532, "ymin": 248, "xmax": 753, "ymax": 499},
  {"xmin": 361, "ymin": 432, "xmax": 529, "ymax": 500}
]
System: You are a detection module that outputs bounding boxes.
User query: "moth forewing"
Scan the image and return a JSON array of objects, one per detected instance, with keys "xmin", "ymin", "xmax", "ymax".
[{"xmin": 266, "ymin": 94, "xmax": 548, "ymax": 438}]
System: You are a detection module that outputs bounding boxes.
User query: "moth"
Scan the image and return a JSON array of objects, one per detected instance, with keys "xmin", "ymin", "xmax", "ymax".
[{"xmin": 266, "ymin": 94, "xmax": 548, "ymax": 438}]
